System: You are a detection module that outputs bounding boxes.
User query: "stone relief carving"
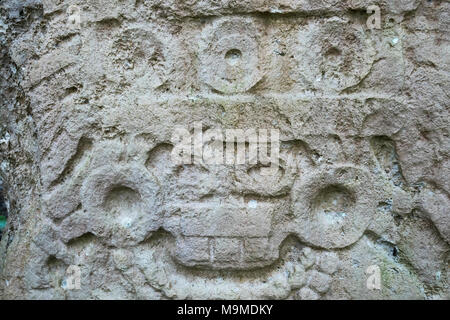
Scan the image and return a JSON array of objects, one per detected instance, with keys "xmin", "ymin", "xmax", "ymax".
[
  {"xmin": 294, "ymin": 17, "xmax": 376, "ymax": 92},
  {"xmin": 28, "ymin": 129, "xmax": 448, "ymax": 299},
  {"xmin": 198, "ymin": 17, "xmax": 265, "ymax": 93},
  {"xmin": 0, "ymin": 1, "xmax": 448, "ymax": 300}
]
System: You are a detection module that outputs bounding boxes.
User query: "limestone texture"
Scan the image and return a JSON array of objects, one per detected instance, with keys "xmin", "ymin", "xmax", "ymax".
[{"xmin": 0, "ymin": 0, "xmax": 449, "ymax": 300}]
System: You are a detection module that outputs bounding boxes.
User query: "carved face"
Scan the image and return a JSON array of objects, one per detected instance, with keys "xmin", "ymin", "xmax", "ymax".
[
  {"xmin": 48, "ymin": 129, "xmax": 438, "ymax": 299},
  {"xmin": 56, "ymin": 135, "xmax": 381, "ymax": 270},
  {"xmin": 23, "ymin": 11, "xmax": 449, "ymax": 300}
]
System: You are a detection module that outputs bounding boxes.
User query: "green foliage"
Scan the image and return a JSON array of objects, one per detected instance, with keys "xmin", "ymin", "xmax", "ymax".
[{"xmin": 0, "ymin": 215, "xmax": 6, "ymax": 230}]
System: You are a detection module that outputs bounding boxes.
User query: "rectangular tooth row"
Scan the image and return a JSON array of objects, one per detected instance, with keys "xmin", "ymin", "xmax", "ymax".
[
  {"xmin": 175, "ymin": 236, "xmax": 275, "ymax": 265},
  {"xmin": 179, "ymin": 203, "xmax": 273, "ymax": 237}
]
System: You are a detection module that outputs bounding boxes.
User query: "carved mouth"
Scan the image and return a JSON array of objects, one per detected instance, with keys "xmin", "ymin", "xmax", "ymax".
[
  {"xmin": 164, "ymin": 195, "xmax": 289, "ymax": 270},
  {"xmin": 113, "ymin": 232, "xmax": 338, "ymax": 300}
]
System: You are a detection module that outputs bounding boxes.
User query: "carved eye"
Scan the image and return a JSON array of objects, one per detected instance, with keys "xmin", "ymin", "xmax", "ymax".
[
  {"xmin": 76, "ymin": 164, "xmax": 162, "ymax": 247},
  {"xmin": 104, "ymin": 185, "xmax": 142, "ymax": 217},
  {"xmin": 291, "ymin": 166, "xmax": 376, "ymax": 249},
  {"xmin": 311, "ymin": 184, "xmax": 356, "ymax": 226}
]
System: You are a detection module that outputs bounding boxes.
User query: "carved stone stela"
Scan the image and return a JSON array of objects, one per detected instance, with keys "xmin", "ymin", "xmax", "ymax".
[{"xmin": 0, "ymin": 1, "xmax": 449, "ymax": 299}]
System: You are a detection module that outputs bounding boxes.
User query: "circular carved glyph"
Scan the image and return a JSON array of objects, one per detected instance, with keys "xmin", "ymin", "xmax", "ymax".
[
  {"xmin": 291, "ymin": 165, "xmax": 376, "ymax": 249},
  {"xmin": 296, "ymin": 18, "xmax": 376, "ymax": 92},
  {"xmin": 111, "ymin": 27, "xmax": 167, "ymax": 88},
  {"xmin": 199, "ymin": 17, "xmax": 263, "ymax": 93}
]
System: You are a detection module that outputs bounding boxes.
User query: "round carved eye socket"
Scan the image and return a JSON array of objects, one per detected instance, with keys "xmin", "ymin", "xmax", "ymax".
[
  {"xmin": 311, "ymin": 185, "xmax": 356, "ymax": 226},
  {"xmin": 291, "ymin": 166, "xmax": 376, "ymax": 249},
  {"xmin": 79, "ymin": 164, "xmax": 162, "ymax": 247}
]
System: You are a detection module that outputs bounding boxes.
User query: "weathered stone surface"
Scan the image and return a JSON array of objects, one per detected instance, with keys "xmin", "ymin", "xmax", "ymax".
[{"xmin": 0, "ymin": 0, "xmax": 449, "ymax": 299}]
